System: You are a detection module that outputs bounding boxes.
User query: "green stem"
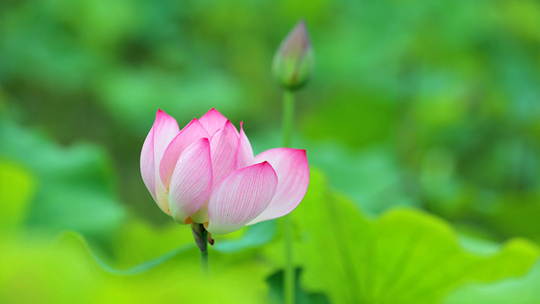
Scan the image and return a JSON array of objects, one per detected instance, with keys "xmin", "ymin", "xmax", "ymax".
[
  {"xmin": 200, "ymin": 227, "xmax": 209, "ymax": 277},
  {"xmin": 192, "ymin": 223, "xmax": 209, "ymax": 277},
  {"xmin": 282, "ymin": 90, "xmax": 295, "ymax": 148},
  {"xmin": 282, "ymin": 89, "xmax": 295, "ymax": 304},
  {"xmin": 283, "ymin": 214, "xmax": 295, "ymax": 304}
]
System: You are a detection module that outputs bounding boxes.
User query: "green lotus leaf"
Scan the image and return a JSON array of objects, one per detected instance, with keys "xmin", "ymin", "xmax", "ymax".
[
  {"xmin": 0, "ymin": 119, "xmax": 126, "ymax": 243},
  {"xmin": 292, "ymin": 169, "xmax": 540, "ymax": 304}
]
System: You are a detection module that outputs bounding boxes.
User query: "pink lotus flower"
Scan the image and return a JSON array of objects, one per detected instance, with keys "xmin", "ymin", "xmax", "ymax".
[{"xmin": 140, "ymin": 108, "xmax": 309, "ymax": 235}]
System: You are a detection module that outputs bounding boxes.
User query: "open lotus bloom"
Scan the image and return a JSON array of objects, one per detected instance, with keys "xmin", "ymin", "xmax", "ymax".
[{"xmin": 140, "ymin": 109, "xmax": 310, "ymax": 235}]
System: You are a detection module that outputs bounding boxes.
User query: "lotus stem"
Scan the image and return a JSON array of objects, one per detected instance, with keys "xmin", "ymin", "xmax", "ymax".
[
  {"xmin": 282, "ymin": 89, "xmax": 295, "ymax": 304},
  {"xmin": 192, "ymin": 223, "xmax": 209, "ymax": 277}
]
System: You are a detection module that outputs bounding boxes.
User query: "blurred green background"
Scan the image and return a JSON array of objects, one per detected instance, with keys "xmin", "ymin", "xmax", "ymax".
[{"xmin": 2, "ymin": 0, "xmax": 540, "ymax": 303}]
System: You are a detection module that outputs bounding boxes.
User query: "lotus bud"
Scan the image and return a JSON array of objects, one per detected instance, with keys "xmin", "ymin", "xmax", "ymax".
[
  {"xmin": 140, "ymin": 108, "xmax": 310, "ymax": 235},
  {"xmin": 272, "ymin": 20, "xmax": 315, "ymax": 91}
]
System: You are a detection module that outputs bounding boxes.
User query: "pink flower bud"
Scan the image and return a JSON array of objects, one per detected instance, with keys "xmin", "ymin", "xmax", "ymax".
[{"xmin": 272, "ymin": 20, "xmax": 315, "ymax": 91}]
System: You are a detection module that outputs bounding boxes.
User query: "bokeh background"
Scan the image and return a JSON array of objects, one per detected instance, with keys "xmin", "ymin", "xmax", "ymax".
[{"xmin": 2, "ymin": 0, "xmax": 540, "ymax": 303}]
